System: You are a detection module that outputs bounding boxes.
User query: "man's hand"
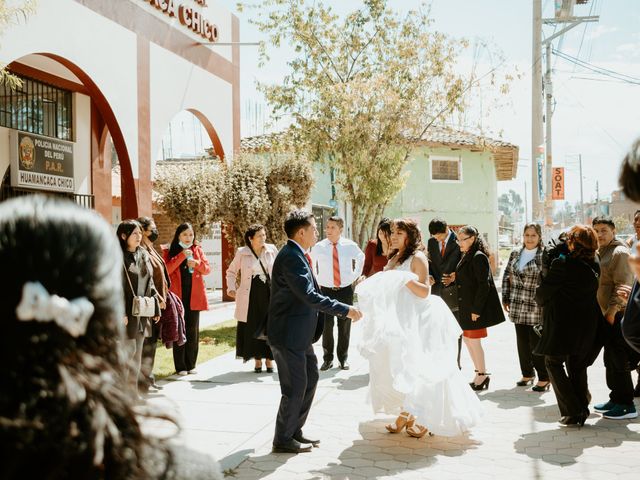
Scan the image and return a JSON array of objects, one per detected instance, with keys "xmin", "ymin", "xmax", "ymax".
[
  {"xmin": 503, "ymin": 304, "xmax": 510, "ymax": 313},
  {"xmin": 471, "ymin": 313, "xmax": 480, "ymax": 321},
  {"xmin": 228, "ymin": 291, "xmax": 236, "ymax": 299},
  {"xmin": 617, "ymin": 284, "xmax": 632, "ymax": 302},
  {"xmin": 153, "ymin": 316, "xmax": 161, "ymax": 323},
  {"xmin": 347, "ymin": 307, "xmax": 363, "ymax": 322}
]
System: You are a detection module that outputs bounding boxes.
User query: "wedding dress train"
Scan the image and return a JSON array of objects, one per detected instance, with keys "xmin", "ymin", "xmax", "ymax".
[{"xmin": 355, "ymin": 260, "xmax": 483, "ymax": 436}]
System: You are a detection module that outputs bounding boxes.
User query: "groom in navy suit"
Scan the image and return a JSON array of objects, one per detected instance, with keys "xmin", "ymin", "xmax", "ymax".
[{"xmin": 268, "ymin": 210, "xmax": 362, "ymax": 453}]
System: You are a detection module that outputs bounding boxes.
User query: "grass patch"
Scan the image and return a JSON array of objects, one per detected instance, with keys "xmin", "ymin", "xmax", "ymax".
[{"xmin": 153, "ymin": 319, "xmax": 236, "ymax": 379}]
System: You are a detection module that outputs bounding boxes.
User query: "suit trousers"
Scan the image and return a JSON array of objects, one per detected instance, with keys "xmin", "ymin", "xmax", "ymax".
[
  {"xmin": 515, "ymin": 324, "xmax": 548, "ymax": 381},
  {"xmin": 545, "ymin": 353, "xmax": 591, "ymax": 417},
  {"xmin": 604, "ymin": 314, "xmax": 640, "ymax": 405},
  {"xmin": 173, "ymin": 309, "xmax": 200, "ymax": 372},
  {"xmin": 320, "ymin": 286, "xmax": 354, "ymax": 364},
  {"xmin": 271, "ymin": 344, "xmax": 319, "ymax": 446}
]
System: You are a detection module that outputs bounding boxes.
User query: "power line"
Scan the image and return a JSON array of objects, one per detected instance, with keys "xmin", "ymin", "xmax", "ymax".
[{"xmin": 553, "ymin": 48, "xmax": 640, "ymax": 85}]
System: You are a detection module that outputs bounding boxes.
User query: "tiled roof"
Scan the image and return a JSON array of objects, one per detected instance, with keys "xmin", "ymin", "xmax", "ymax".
[{"xmin": 240, "ymin": 126, "xmax": 519, "ymax": 180}]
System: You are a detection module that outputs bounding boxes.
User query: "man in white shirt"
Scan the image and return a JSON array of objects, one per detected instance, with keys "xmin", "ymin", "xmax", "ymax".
[{"xmin": 310, "ymin": 216, "xmax": 365, "ymax": 371}]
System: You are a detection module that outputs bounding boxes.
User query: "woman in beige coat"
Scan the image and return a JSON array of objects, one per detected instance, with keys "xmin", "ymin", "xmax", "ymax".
[{"xmin": 226, "ymin": 224, "xmax": 278, "ymax": 372}]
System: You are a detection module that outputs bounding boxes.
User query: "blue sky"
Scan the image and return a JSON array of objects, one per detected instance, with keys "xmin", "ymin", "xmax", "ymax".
[{"xmin": 226, "ymin": 0, "xmax": 640, "ymax": 212}]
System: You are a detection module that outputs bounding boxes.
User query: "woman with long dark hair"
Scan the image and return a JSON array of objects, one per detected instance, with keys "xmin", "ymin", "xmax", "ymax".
[
  {"xmin": 0, "ymin": 196, "xmax": 221, "ymax": 479},
  {"xmin": 455, "ymin": 225, "xmax": 505, "ymax": 391},
  {"xmin": 363, "ymin": 217, "xmax": 392, "ymax": 277},
  {"xmin": 163, "ymin": 223, "xmax": 211, "ymax": 376},
  {"xmin": 535, "ymin": 225, "xmax": 603, "ymax": 427},
  {"xmin": 502, "ymin": 223, "xmax": 549, "ymax": 391},
  {"xmin": 117, "ymin": 219, "xmax": 160, "ymax": 395},
  {"xmin": 356, "ymin": 218, "xmax": 482, "ymax": 438},
  {"xmin": 226, "ymin": 224, "xmax": 278, "ymax": 372}
]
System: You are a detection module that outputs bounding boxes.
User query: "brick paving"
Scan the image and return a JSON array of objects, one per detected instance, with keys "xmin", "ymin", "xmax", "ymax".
[{"xmin": 147, "ymin": 313, "xmax": 640, "ymax": 480}]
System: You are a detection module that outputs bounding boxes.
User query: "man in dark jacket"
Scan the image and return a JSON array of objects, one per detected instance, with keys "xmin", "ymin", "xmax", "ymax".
[{"xmin": 268, "ymin": 210, "xmax": 361, "ymax": 454}]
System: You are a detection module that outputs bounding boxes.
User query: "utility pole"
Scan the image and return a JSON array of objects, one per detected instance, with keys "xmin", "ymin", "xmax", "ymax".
[
  {"xmin": 531, "ymin": 0, "xmax": 544, "ymax": 223},
  {"xmin": 524, "ymin": 180, "xmax": 529, "ymax": 223},
  {"xmin": 533, "ymin": 1, "xmax": 598, "ymax": 232}
]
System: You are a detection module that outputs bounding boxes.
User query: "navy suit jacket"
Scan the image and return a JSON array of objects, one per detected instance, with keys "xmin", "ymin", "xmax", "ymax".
[
  {"xmin": 622, "ymin": 280, "xmax": 640, "ymax": 353},
  {"xmin": 427, "ymin": 232, "xmax": 461, "ymax": 296},
  {"xmin": 268, "ymin": 240, "xmax": 350, "ymax": 351}
]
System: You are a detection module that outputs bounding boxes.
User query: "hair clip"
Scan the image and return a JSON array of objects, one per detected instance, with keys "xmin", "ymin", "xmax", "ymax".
[{"xmin": 16, "ymin": 282, "xmax": 94, "ymax": 337}]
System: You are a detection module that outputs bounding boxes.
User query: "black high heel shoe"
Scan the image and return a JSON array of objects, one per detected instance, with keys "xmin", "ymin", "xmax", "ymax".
[
  {"xmin": 469, "ymin": 370, "xmax": 478, "ymax": 387},
  {"xmin": 531, "ymin": 381, "xmax": 551, "ymax": 392},
  {"xmin": 516, "ymin": 378, "xmax": 534, "ymax": 387},
  {"xmin": 471, "ymin": 373, "xmax": 490, "ymax": 391}
]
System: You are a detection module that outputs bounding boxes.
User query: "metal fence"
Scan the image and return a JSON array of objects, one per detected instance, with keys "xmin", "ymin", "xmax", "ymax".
[{"xmin": 0, "ymin": 184, "xmax": 94, "ymax": 209}]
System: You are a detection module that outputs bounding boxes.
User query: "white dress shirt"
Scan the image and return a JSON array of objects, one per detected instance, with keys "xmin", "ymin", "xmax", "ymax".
[{"xmin": 310, "ymin": 237, "xmax": 365, "ymax": 288}]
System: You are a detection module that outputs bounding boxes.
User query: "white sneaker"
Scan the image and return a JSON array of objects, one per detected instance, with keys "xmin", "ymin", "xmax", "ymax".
[
  {"xmin": 177, "ymin": 370, "xmax": 188, "ymax": 376},
  {"xmin": 188, "ymin": 369, "xmax": 198, "ymax": 374}
]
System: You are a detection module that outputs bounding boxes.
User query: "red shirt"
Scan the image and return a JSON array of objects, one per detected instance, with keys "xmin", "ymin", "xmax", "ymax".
[{"xmin": 363, "ymin": 240, "xmax": 388, "ymax": 277}]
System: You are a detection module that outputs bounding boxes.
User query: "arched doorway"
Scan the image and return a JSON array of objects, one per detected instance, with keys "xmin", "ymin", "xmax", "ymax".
[
  {"xmin": 1, "ymin": 53, "xmax": 137, "ymax": 221},
  {"xmin": 154, "ymin": 109, "xmax": 230, "ymax": 298}
]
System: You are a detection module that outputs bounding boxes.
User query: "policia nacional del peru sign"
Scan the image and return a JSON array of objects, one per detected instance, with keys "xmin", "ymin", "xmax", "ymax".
[
  {"xmin": 141, "ymin": 0, "xmax": 219, "ymax": 43},
  {"xmin": 10, "ymin": 131, "xmax": 75, "ymax": 193}
]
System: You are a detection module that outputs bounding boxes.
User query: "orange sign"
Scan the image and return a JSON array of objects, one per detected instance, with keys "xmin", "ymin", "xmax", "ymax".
[{"xmin": 552, "ymin": 167, "xmax": 565, "ymax": 200}]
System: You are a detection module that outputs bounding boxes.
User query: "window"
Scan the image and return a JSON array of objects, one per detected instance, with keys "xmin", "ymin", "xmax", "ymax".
[
  {"xmin": 0, "ymin": 74, "xmax": 73, "ymax": 141},
  {"xmin": 430, "ymin": 155, "xmax": 462, "ymax": 182}
]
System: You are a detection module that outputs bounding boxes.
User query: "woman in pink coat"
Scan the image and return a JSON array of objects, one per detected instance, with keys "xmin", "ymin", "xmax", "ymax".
[{"xmin": 226, "ymin": 224, "xmax": 278, "ymax": 372}]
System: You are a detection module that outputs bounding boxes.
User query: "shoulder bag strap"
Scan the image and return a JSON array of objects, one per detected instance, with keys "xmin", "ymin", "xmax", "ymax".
[
  {"xmin": 250, "ymin": 248, "xmax": 271, "ymax": 284},
  {"xmin": 122, "ymin": 262, "xmax": 137, "ymax": 296}
]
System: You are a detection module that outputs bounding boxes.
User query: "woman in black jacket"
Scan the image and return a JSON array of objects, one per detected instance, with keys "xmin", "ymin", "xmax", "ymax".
[
  {"xmin": 455, "ymin": 226, "xmax": 505, "ymax": 391},
  {"xmin": 535, "ymin": 225, "xmax": 604, "ymax": 427}
]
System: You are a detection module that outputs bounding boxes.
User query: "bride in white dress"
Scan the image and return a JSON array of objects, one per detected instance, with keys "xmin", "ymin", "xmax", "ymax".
[{"xmin": 355, "ymin": 218, "xmax": 483, "ymax": 437}]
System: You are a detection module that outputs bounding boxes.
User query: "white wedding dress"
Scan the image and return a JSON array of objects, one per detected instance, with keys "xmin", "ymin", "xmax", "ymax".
[{"xmin": 355, "ymin": 255, "xmax": 483, "ymax": 436}]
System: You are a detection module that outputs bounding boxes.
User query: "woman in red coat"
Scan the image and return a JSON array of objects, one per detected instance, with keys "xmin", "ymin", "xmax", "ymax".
[{"xmin": 163, "ymin": 223, "xmax": 211, "ymax": 375}]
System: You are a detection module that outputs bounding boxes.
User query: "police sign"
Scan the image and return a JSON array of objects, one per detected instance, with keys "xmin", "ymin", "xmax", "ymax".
[{"xmin": 10, "ymin": 131, "xmax": 75, "ymax": 193}]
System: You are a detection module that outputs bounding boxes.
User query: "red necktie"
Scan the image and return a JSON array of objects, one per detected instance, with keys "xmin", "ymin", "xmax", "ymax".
[
  {"xmin": 441, "ymin": 241, "xmax": 446, "ymax": 258},
  {"xmin": 332, "ymin": 243, "xmax": 341, "ymax": 287},
  {"xmin": 304, "ymin": 253, "xmax": 313, "ymax": 270}
]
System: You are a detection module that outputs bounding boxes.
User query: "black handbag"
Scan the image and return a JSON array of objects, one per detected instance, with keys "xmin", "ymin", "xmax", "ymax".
[
  {"xmin": 251, "ymin": 250, "xmax": 271, "ymax": 341},
  {"xmin": 441, "ymin": 283, "xmax": 459, "ymax": 312}
]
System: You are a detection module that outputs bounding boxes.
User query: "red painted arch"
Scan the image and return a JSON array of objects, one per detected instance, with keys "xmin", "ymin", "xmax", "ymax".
[
  {"xmin": 185, "ymin": 108, "xmax": 226, "ymax": 160},
  {"xmin": 36, "ymin": 53, "xmax": 138, "ymax": 219}
]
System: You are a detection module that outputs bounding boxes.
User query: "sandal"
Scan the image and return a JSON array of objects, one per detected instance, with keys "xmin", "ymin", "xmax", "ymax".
[
  {"xmin": 406, "ymin": 424, "xmax": 429, "ymax": 438},
  {"xmin": 385, "ymin": 412, "xmax": 415, "ymax": 433}
]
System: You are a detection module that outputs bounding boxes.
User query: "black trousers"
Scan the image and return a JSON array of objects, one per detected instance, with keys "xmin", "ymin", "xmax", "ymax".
[
  {"xmin": 271, "ymin": 344, "xmax": 318, "ymax": 446},
  {"xmin": 545, "ymin": 353, "xmax": 591, "ymax": 417},
  {"xmin": 604, "ymin": 314, "xmax": 640, "ymax": 405},
  {"xmin": 139, "ymin": 320, "xmax": 160, "ymax": 390},
  {"xmin": 173, "ymin": 309, "xmax": 200, "ymax": 372},
  {"xmin": 320, "ymin": 285, "xmax": 353, "ymax": 364},
  {"xmin": 515, "ymin": 324, "xmax": 549, "ymax": 381}
]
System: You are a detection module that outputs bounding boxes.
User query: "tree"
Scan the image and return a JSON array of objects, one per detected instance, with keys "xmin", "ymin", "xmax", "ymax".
[
  {"xmin": 221, "ymin": 152, "xmax": 314, "ymax": 249},
  {"xmin": 154, "ymin": 160, "xmax": 225, "ymax": 238},
  {"xmin": 240, "ymin": 0, "xmax": 512, "ymax": 245},
  {"xmin": 0, "ymin": 1, "xmax": 35, "ymax": 89},
  {"xmin": 155, "ymin": 153, "xmax": 314, "ymax": 251},
  {"xmin": 498, "ymin": 189, "xmax": 524, "ymax": 226}
]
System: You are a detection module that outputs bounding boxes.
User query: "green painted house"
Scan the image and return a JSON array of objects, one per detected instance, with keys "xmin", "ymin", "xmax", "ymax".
[{"xmin": 241, "ymin": 126, "xmax": 519, "ymax": 266}]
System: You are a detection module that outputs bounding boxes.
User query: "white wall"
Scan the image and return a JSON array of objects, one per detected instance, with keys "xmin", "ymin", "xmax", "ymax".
[
  {"xmin": 149, "ymin": 42, "xmax": 234, "ymax": 175},
  {"xmin": 0, "ymin": 0, "xmax": 236, "ymax": 189},
  {"xmin": 0, "ymin": 0, "xmax": 139, "ymax": 172}
]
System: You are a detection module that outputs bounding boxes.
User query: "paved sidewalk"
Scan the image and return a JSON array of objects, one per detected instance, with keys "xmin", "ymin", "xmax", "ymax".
[{"xmin": 146, "ymin": 316, "xmax": 640, "ymax": 480}]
